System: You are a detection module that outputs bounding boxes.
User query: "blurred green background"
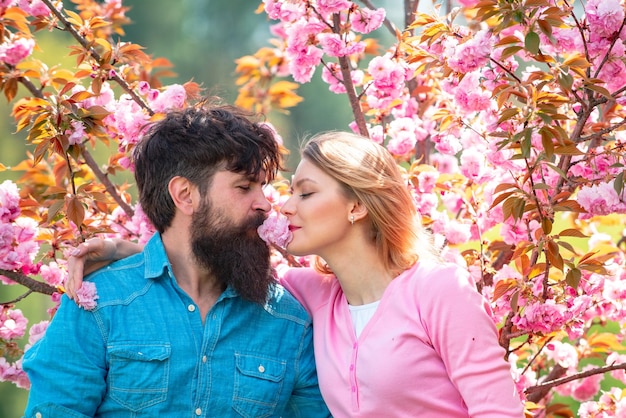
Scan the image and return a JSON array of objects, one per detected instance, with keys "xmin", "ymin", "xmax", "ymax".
[{"xmin": 0, "ymin": 0, "xmax": 355, "ymax": 416}]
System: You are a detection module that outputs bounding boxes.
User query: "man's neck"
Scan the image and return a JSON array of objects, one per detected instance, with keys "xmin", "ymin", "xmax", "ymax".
[{"xmin": 161, "ymin": 229, "xmax": 224, "ymax": 322}]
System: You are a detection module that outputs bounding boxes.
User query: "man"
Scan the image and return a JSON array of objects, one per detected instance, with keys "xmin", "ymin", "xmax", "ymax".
[{"xmin": 22, "ymin": 104, "xmax": 330, "ymax": 417}]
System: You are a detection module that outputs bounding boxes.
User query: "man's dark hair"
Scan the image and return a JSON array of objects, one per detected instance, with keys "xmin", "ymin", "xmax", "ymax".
[{"xmin": 133, "ymin": 103, "xmax": 283, "ymax": 233}]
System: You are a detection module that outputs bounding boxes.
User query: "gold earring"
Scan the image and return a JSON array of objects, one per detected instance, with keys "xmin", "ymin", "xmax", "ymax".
[{"xmin": 350, "ymin": 215, "xmax": 355, "ymax": 225}]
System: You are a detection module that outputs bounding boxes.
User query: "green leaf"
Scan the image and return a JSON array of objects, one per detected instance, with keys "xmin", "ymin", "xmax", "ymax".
[{"xmin": 525, "ymin": 31, "xmax": 540, "ymax": 54}]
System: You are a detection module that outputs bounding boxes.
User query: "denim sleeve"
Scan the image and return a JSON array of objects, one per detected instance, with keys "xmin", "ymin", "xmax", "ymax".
[
  {"xmin": 285, "ymin": 322, "xmax": 331, "ymax": 418},
  {"xmin": 22, "ymin": 294, "xmax": 107, "ymax": 417}
]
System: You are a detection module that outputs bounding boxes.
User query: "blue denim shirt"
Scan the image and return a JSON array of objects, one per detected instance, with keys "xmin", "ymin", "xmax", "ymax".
[{"xmin": 23, "ymin": 233, "xmax": 330, "ymax": 418}]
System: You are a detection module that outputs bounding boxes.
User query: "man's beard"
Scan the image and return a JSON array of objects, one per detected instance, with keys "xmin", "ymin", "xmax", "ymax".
[{"xmin": 190, "ymin": 199, "xmax": 275, "ymax": 305}]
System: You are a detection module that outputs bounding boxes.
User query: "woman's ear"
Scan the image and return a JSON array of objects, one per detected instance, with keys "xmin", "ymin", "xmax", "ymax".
[
  {"xmin": 349, "ymin": 200, "xmax": 368, "ymax": 223},
  {"xmin": 168, "ymin": 176, "xmax": 197, "ymax": 216}
]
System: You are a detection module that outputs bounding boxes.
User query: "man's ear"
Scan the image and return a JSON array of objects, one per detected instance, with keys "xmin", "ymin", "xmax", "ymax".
[{"xmin": 168, "ymin": 176, "xmax": 197, "ymax": 216}]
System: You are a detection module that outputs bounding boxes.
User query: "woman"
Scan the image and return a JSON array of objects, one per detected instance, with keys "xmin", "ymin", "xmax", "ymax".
[{"xmin": 68, "ymin": 132, "xmax": 524, "ymax": 417}]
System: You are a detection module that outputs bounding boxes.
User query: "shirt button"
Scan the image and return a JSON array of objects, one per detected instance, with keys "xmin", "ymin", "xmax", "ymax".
[
  {"xmin": 352, "ymin": 386, "xmax": 356, "ymax": 392},
  {"xmin": 202, "ymin": 355, "xmax": 207, "ymax": 363},
  {"xmin": 258, "ymin": 365, "xmax": 265, "ymax": 373},
  {"xmin": 350, "ymin": 364, "xmax": 354, "ymax": 370},
  {"xmin": 195, "ymin": 408, "xmax": 202, "ymax": 415},
  {"xmin": 188, "ymin": 304, "xmax": 196, "ymax": 312},
  {"xmin": 35, "ymin": 413, "xmax": 42, "ymax": 418}
]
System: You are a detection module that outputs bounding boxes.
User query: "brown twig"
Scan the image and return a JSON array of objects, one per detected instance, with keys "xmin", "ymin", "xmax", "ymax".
[
  {"xmin": 40, "ymin": 0, "xmax": 152, "ymax": 115},
  {"xmin": 526, "ymin": 364, "xmax": 567, "ymax": 403},
  {"xmin": 80, "ymin": 147, "xmax": 134, "ymax": 218},
  {"xmin": 0, "ymin": 269, "xmax": 57, "ymax": 296},
  {"xmin": 0, "ymin": 290, "xmax": 34, "ymax": 305},
  {"xmin": 332, "ymin": 13, "xmax": 369, "ymax": 138},
  {"xmin": 525, "ymin": 363, "xmax": 626, "ymax": 397}
]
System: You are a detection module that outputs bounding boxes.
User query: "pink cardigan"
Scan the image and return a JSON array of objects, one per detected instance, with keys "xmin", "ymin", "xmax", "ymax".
[{"xmin": 281, "ymin": 260, "xmax": 524, "ymax": 417}]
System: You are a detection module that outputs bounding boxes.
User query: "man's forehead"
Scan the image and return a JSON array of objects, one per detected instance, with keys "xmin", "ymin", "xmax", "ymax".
[{"xmin": 215, "ymin": 169, "xmax": 266, "ymax": 182}]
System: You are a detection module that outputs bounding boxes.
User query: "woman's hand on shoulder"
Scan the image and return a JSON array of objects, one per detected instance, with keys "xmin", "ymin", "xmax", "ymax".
[{"xmin": 65, "ymin": 238, "xmax": 119, "ymax": 300}]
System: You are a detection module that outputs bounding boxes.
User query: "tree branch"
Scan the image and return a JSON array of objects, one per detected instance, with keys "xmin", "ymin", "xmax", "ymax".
[
  {"xmin": 526, "ymin": 364, "xmax": 567, "ymax": 403},
  {"xmin": 332, "ymin": 14, "xmax": 369, "ymax": 137},
  {"xmin": 40, "ymin": 0, "xmax": 152, "ymax": 115},
  {"xmin": 80, "ymin": 147, "xmax": 134, "ymax": 218},
  {"xmin": 0, "ymin": 290, "xmax": 34, "ymax": 305},
  {"xmin": 525, "ymin": 363, "xmax": 626, "ymax": 396},
  {"xmin": 0, "ymin": 270, "xmax": 57, "ymax": 296}
]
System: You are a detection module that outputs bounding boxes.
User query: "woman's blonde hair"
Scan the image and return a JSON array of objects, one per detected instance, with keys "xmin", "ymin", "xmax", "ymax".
[{"xmin": 301, "ymin": 131, "xmax": 439, "ymax": 275}]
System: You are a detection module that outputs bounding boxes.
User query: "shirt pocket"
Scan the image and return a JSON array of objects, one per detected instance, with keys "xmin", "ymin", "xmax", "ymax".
[
  {"xmin": 232, "ymin": 353, "xmax": 287, "ymax": 418},
  {"xmin": 107, "ymin": 343, "xmax": 171, "ymax": 412}
]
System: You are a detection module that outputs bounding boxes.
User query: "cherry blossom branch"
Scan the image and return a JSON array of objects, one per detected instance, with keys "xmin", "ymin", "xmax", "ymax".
[
  {"xmin": 522, "ymin": 336, "xmax": 553, "ymax": 375},
  {"xmin": 525, "ymin": 363, "xmax": 626, "ymax": 397},
  {"xmin": 0, "ymin": 290, "xmax": 34, "ymax": 305},
  {"xmin": 0, "ymin": 270, "xmax": 57, "ymax": 296},
  {"xmin": 526, "ymin": 364, "xmax": 567, "ymax": 403},
  {"xmin": 16, "ymin": 74, "xmax": 135, "ymax": 219},
  {"xmin": 40, "ymin": 0, "xmax": 152, "ymax": 115},
  {"xmin": 80, "ymin": 147, "xmax": 134, "ymax": 218},
  {"xmin": 332, "ymin": 14, "xmax": 369, "ymax": 137}
]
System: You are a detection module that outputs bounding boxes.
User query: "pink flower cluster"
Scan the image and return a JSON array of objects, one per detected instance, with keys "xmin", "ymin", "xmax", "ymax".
[
  {"xmin": 17, "ymin": 0, "xmax": 56, "ymax": 17},
  {"xmin": 0, "ymin": 36, "xmax": 34, "ymax": 67},
  {"xmin": 443, "ymin": 29, "xmax": 493, "ymax": 74},
  {"xmin": 67, "ymin": 81, "xmax": 187, "ymax": 154},
  {"xmin": 75, "ymin": 281, "xmax": 99, "ymax": 311},
  {"xmin": 263, "ymin": 0, "xmax": 384, "ymax": 84},
  {"xmin": 577, "ymin": 180, "xmax": 626, "ymax": 217},
  {"xmin": 579, "ymin": 387, "xmax": 626, "ymax": 417},
  {"xmin": 257, "ymin": 211, "xmax": 292, "ymax": 248},
  {"xmin": 0, "ymin": 181, "xmax": 40, "ymax": 282},
  {"xmin": 0, "ymin": 357, "xmax": 29, "ymax": 389},
  {"xmin": 0, "ymin": 308, "xmax": 27, "ymax": 340}
]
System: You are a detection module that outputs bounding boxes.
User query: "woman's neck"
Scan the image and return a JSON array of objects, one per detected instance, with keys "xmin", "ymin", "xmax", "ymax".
[{"xmin": 325, "ymin": 246, "xmax": 395, "ymax": 306}]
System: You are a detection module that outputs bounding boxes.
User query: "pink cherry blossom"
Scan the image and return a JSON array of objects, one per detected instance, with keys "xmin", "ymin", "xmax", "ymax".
[
  {"xmin": 39, "ymin": 261, "xmax": 66, "ymax": 288},
  {"xmin": 149, "ymin": 84, "xmax": 187, "ymax": 113},
  {"xmin": 459, "ymin": 148, "xmax": 486, "ymax": 181},
  {"xmin": 444, "ymin": 29, "xmax": 492, "ymax": 74},
  {"xmin": 257, "ymin": 211, "xmax": 292, "ymax": 248},
  {"xmin": 352, "ymin": 7, "xmax": 385, "ymax": 34},
  {"xmin": 556, "ymin": 365, "xmax": 604, "ymax": 402},
  {"xmin": 0, "ymin": 36, "xmax": 35, "ymax": 66},
  {"xmin": 264, "ymin": 0, "xmax": 306, "ymax": 21},
  {"xmin": 585, "ymin": 0, "xmax": 625, "ymax": 39},
  {"xmin": 0, "ymin": 180, "xmax": 21, "ymax": 222},
  {"xmin": 0, "ymin": 357, "xmax": 30, "ymax": 389},
  {"xmin": 26, "ymin": 320, "xmax": 49, "ymax": 349},
  {"xmin": 18, "ymin": 0, "xmax": 54, "ymax": 17},
  {"xmin": 66, "ymin": 120, "xmax": 86, "ymax": 145},
  {"xmin": 285, "ymin": 20, "xmax": 326, "ymax": 83},
  {"xmin": 316, "ymin": 0, "xmax": 352, "ymax": 18},
  {"xmin": 367, "ymin": 55, "xmax": 407, "ymax": 101},
  {"xmin": 76, "ymin": 282, "xmax": 99, "ymax": 311},
  {"xmin": 0, "ymin": 308, "xmax": 27, "ymax": 340},
  {"xmin": 545, "ymin": 341, "xmax": 579, "ymax": 370},
  {"xmin": 454, "ymin": 72, "xmax": 492, "ymax": 114},
  {"xmin": 0, "ymin": 0, "xmax": 16, "ymax": 9},
  {"xmin": 577, "ymin": 180, "xmax": 626, "ymax": 216}
]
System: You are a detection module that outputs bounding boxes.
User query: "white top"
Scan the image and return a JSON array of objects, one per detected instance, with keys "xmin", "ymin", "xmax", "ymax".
[{"xmin": 348, "ymin": 300, "xmax": 380, "ymax": 338}]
